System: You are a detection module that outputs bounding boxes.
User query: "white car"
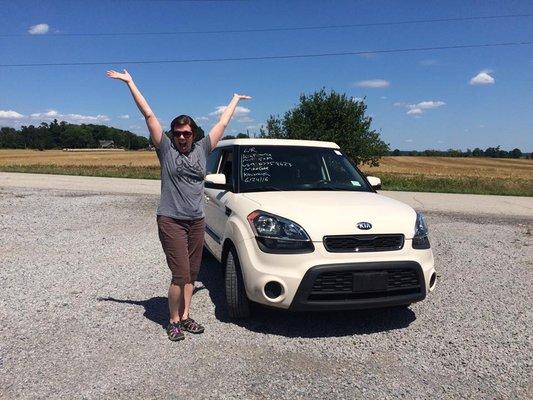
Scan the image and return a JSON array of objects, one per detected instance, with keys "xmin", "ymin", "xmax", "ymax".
[{"xmin": 203, "ymin": 139, "xmax": 436, "ymax": 318}]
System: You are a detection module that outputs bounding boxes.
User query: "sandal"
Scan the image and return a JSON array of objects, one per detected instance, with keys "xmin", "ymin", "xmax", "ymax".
[
  {"xmin": 181, "ymin": 317, "xmax": 205, "ymax": 334},
  {"xmin": 166, "ymin": 322, "xmax": 185, "ymax": 341}
]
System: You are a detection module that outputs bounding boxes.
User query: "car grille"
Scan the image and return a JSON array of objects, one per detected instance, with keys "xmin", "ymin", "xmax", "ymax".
[
  {"xmin": 308, "ymin": 268, "xmax": 421, "ymax": 301},
  {"xmin": 323, "ymin": 234, "xmax": 404, "ymax": 252}
]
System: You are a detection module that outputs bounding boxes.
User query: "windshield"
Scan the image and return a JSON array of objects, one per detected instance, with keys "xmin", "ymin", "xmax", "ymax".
[{"xmin": 239, "ymin": 145, "xmax": 372, "ymax": 192}]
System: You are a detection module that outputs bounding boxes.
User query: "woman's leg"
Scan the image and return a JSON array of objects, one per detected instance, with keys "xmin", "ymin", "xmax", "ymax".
[
  {"xmin": 168, "ymin": 284, "xmax": 183, "ymax": 323},
  {"xmin": 181, "ymin": 218, "xmax": 206, "ymax": 320},
  {"xmin": 180, "ymin": 283, "xmax": 194, "ymax": 320},
  {"xmin": 157, "ymin": 216, "xmax": 190, "ymax": 324}
]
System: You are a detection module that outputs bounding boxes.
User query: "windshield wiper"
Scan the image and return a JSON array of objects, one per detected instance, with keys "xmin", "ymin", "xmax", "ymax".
[
  {"xmin": 304, "ymin": 186, "xmax": 357, "ymax": 191},
  {"xmin": 244, "ymin": 186, "xmax": 287, "ymax": 192}
]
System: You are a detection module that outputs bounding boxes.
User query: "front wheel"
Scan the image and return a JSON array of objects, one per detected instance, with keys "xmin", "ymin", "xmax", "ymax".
[{"xmin": 224, "ymin": 247, "xmax": 251, "ymax": 319}]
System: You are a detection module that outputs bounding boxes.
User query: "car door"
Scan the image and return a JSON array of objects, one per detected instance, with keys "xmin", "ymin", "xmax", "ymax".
[
  {"xmin": 204, "ymin": 147, "xmax": 235, "ymax": 258},
  {"xmin": 204, "ymin": 148, "xmax": 223, "ymax": 257}
]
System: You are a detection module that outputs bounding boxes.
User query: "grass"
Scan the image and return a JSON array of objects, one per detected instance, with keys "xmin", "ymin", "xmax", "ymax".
[
  {"xmin": 1, "ymin": 150, "xmax": 532, "ymax": 196},
  {"xmin": 0, "ymin": 164, "xmax": 161, "ymax": 180},
  {"xmin": 376, "ymin": 172, "xmax": 532, "ymax": 196}
]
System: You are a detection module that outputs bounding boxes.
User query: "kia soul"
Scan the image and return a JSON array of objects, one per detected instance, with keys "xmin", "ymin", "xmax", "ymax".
[{"xmin": 203, "ymin": 139, "xmax": 437, "ymax": 318}]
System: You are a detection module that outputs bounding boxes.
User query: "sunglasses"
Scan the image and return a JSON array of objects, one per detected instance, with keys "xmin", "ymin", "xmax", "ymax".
[{"xmin": 172, "ymin": 130, "xmax": 193, "ymax": 138}]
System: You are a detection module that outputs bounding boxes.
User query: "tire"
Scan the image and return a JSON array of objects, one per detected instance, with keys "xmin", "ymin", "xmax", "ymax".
[{"xmin": 224, "ymin": 246, "xmax": 251, "ymax": 319}]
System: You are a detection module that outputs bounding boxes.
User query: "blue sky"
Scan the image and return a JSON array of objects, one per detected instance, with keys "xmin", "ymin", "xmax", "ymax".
[{"xmin": 1, "ymin": 0, "xmax": 532, "ymax": 151}]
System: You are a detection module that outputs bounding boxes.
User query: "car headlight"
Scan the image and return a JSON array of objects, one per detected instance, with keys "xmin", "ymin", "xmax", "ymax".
[
  {"xmin": 247, "ymin": 210, "xmax": 314, "ymax": 254},
  {"xmin": 412, "ymin": 212, "xmax": 431, "ymax": 249}
]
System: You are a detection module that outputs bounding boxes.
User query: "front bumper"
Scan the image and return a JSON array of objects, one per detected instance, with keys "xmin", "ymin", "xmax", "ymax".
[
  {"xmin": 289, "ymin": 261, "xmax": 426, "ymax": 311},
  {"xmin": 235, "ymin": 237, "xmax": 436, "ymax": 310}
]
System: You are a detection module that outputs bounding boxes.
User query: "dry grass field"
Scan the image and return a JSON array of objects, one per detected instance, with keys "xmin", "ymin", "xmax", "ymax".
[
  {"xmin": 360, "ymin": 156, "xmax": 533, "ymax": 180},
  {"xmin": 0, "ymin": 149, "xmax": 159, "ymax": 167},
  {"xmin": 1, "ymin": 150, "xmax": 532, "ymax": 195}
]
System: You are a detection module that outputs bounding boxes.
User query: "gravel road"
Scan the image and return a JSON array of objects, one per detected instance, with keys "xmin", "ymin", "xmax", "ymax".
[{"xmin": 1, "ymin": 186, "xmax": 531, "ymax": 399}]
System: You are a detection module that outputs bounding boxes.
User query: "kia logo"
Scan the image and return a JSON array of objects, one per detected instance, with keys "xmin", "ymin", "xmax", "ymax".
[{"xmin": 357, "ymin": 222, "xmax": 372, "ymax": 230}]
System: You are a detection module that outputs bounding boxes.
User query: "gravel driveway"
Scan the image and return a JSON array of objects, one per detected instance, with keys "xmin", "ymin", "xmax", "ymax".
[{"xmin": 1, "ymin": 187, "xmax": 531, "ymax": 399}]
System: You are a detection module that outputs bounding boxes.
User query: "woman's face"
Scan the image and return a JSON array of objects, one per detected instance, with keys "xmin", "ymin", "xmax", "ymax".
[{"xmin": 172, "ymin": 124, "xmax": 194, "ymax": 154}]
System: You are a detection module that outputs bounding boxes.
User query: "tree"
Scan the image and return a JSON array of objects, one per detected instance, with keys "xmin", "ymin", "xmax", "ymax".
[
  {"xmin": 392, "ymin": 149, "xmax": 401, "ymax": 156},
  {"xmin": 484, "ymin": 146, "xmax": 502, "ymax": 158},
  {"xmin": 260, "ymin": 89, "xmax": 389, "ymax": 166},
  {"xmin": 472, "ymin": 148, "xmax": 484, "ymax": 157},
  {"xmin": 510, "ymin": 148, "xmax": 522, "ymax": 159}
]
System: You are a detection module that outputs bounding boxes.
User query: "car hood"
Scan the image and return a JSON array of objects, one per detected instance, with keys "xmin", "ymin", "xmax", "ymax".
[{"xmin": 242, "ymin": 191, "xmax": 417, "ymax": 240}]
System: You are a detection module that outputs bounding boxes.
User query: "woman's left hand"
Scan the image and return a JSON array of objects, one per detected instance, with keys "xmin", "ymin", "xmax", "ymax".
[{"xmin": 234, "ymin": 94, "xmax": 252, "ymax": 101}]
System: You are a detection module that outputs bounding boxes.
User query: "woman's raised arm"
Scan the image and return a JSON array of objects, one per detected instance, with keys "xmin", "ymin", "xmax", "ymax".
[
  {"xmin": 106, "ymin": 69, "xmax": 163, "ymax": 147},
  {"xmin": 208, "ymin": 94, "xmax": 252, "ymax": 148}
]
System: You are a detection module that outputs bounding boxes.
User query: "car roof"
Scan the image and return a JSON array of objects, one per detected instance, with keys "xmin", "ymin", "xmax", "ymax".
[{"xmin": 214, "ymin": 138, "xmax": 340, "ymax": 149}]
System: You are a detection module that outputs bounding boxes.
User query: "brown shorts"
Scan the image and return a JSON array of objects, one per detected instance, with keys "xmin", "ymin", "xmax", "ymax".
[{"xmin": 157, "ymin": 215, "xmax": 206, "ymax": 286}]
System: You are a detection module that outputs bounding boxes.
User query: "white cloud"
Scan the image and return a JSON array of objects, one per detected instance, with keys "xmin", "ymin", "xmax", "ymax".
[
  {"xmin": 30, "ymin": 109, "xmax": 110, "ymax": 123},
  {"xmin": 405, "ymin": 101, "xmax": 446, "ymax": 115},
  {"xmin": 195, "ymin": 116, "xmax": 209, "ymax": 122},
  {"xmin": 393, "ymin": 102, "xmax": 404, "ymax": 107},
  {"xmin": 118, "ymin": 114, "xmax": 130, "ymax": 119},
  {"xmin": 411, "ymin": 101, "xmax": 446, "ymax": 110},
  {"xmin": 405, "ymin": 139, "xmax": 413, "ymax": 143},
  {"xmin": 30, "ymin": 110, "xmax": 59, "ymax": 118},
  {"xmin": 0, "ymin": 110, "xmax": 25, "ymax": 119},
  {"xmin": 209, "ymin": 106, "xmax": 251, "ymax": 117},
  {"xmin": 380, "ymin": 96, "xmax": 387, "ymax": 100},
  {"xmin": 469, "ymin": 70, "xmax": 495, "ymax": 85},
  {"xmin": 354, "ymin": 79, "xmax": 390, "ymax": 88},
  {"xmin": 28, "ymin": 23, "xmax": 49, "ymax": 35},
  {"xmin": 351, "ymin": 97, "xmax": 363, "ymax": 102}
]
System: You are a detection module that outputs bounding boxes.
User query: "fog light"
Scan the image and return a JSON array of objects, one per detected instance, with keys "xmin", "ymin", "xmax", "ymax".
[
  {"xmin": 264, "ymin": 281, "xmax": 283, "ymax": 299},
  {"xmin": 429, "ymin": 272, "xmax": 437, "ymax": 291}
]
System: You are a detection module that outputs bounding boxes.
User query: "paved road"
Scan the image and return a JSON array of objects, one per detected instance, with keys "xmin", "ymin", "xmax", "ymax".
[{"xmin": 1, "ymin": 172, "xmax": 532, "ymax": 218}]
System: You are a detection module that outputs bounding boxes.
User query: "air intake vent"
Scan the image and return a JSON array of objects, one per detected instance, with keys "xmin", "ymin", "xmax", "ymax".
[{"xmin": 323, "ymin": 234, "xmax": 404, "ymax": 253}]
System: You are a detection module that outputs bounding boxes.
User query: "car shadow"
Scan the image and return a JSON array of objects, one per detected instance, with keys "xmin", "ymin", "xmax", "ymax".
[
  {"xmin": 197, "ymin": 249, "xmax": 417, "ymax": 338},
  {"xmin": 98, "ymin": 249, "xmax": 417, "ymax": 338}
]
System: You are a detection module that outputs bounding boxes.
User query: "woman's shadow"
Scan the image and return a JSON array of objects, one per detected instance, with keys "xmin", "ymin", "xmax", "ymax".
[{"xmin": 99, "ymin": 249, "xmax": 417, "ymax": 338}]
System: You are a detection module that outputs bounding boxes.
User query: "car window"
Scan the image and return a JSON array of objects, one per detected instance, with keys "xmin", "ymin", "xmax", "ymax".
[
  {"xmin": 206, "ymin": 148, "xmax": 222, "ymax": 174},
  {"xmin": 322, "ymin": 152, "xmax": 366, "ymax": 187},
  {"xmin": 218, "ymin": 149, "xmax": 234, "ymax": 185},
  {"xmin": 239, "ymin": 145, "xmax": 371, "ymax": 192}
]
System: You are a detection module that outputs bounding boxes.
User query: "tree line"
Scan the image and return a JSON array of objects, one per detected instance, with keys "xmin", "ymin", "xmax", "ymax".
[
  {"xmin": 0, "ymin": 120, "xmax": 149, "ymax": 150},
  {"xmin": 390, "ymin": 146, "xmax": 529, "ymax": 159}
]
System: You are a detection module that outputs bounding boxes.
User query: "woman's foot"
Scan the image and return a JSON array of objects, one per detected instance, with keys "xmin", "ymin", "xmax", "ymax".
[
  {"xmin": 181, "ymin": 317, "xmax": 205, "ymax": 334},
  {"xmin": 166, "ymin": 322, "xmax": 185, "ymax": 341}
]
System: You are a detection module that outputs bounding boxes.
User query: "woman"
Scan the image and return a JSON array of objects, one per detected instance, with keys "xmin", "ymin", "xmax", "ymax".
[{"xmin": 107, "ymin": 69, "xmax": 251, "ymax": 341}]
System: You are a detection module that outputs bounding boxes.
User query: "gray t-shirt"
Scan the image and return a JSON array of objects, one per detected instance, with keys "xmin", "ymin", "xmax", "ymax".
[{"xmin": 156, "ymin": 133, "xmax": 212, "ymax": 220}]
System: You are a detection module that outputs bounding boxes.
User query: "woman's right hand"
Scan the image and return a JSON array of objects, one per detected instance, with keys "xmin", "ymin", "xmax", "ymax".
[{"xmin": 106, "ymin": 69, "xmax": 132, "ymax": 84}]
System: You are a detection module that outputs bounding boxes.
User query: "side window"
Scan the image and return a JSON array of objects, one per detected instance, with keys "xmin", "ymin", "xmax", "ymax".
[
  {"xmin": 206, "ymin": 148, "xmax": 222, "ymax": 174},
  {"xmin": 218, "ymin": 149, "xmax": 234, "ymax": 185},
  {"xmin": 324, "ymin": 153, "xmax": 356, "ymax": 183}
]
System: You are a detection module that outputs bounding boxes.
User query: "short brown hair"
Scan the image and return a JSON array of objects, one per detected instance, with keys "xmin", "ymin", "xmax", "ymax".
[{"xmin": 170, "ymin": 115, "xmax": 199, "ymax": 139}]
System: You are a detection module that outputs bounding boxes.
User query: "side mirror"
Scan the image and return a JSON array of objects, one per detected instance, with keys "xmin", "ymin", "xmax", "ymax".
[
  {"xmin": 205, "ymin": 173, "xmax": 228, "ymax": 190},
  {"xmin": 367, "ymin": 176, "xmax": 382, "ymax": 190}
]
